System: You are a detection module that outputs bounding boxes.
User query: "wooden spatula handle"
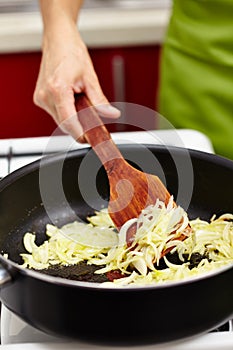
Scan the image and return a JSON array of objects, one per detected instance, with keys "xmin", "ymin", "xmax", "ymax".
[{"xmin": 75, "ymin": 93, "xmax": 123, "ymax": 167}]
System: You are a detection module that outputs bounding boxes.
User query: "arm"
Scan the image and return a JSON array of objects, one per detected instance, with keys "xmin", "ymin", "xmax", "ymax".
[{"xmin": 34, "ymin": 0, "xmax": 120, "ymax": 141}]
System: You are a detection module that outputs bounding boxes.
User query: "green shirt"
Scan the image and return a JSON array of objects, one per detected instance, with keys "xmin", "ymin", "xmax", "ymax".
[{"xmin": 159, "ymin": 0, "xmax": 233, "ymax": 159}]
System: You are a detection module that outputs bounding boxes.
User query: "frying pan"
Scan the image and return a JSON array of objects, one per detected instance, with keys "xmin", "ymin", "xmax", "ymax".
[{"xmin": 0, "ymin": 144, "xmax": 233, "ymax": 345}]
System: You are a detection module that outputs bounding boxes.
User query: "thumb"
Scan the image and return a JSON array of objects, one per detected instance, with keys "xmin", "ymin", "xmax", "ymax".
[
  {"xmin": 95, "ymin": 102, "xmax": 121, "ymax": 119},
  {"xmin": 82, "ymin": 80, "xmax": 121, "ymax": 119}
]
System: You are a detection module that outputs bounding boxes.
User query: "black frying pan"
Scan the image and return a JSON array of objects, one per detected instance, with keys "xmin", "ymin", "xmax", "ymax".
[{"xmin": 0, "ymin": 144, "xmax": 233, "ymax": 345}]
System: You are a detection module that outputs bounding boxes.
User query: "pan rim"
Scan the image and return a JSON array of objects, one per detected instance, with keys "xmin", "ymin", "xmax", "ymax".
[
  {"xmin": 0, "ymin": 254, "xmax": 232, "ymax": 291},
  {"xmin": 0, "ymin": 144, "xmax": 233, "ymax": 189}
]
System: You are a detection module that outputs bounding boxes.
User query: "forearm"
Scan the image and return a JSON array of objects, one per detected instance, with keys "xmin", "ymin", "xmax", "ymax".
[
  {"xmin": 39, "ymin": 0, "xmax": 84, "ymax": 52},
  {"xmin": 34, "ymin": 0, "xmax": 120, "ymax": 141},
  {"xmin": 39, "ymin": 0, "xmax": 83, "ymax": 35}
]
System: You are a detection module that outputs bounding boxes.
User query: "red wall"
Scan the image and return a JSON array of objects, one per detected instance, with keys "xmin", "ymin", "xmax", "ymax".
[
  {"xmin": 0, "ymin": 45, "xmax": 160, "ymax": 139},
  {"xmin": 0, "ymin": 52, "xmax": 57, "ymax": 139}
]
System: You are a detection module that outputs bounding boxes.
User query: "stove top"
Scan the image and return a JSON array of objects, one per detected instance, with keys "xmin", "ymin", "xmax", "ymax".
[
  {"xmin": 0, "ymin": 129, "xmax": 214, "ymax": 178},
  {"xmin": 1, "ymin": 129, "xmax": 232, "ymax": 349}
]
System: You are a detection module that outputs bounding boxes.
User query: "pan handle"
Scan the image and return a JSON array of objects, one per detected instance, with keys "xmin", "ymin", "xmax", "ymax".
[{"xmin": 0, "ymin": 264, "xmax": 12, "ymax": 287}]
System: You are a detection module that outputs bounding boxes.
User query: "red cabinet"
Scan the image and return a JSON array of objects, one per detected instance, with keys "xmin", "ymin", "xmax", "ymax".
[
  {"xmin": 0, "ymin": 52, "xmax": 56, "ymax": 139},
  {"xmin": 90, "ymin": 45, "xmax": 161, "ymax": 132},
  {"xmin": 0, "ymin": 45, "xmax": 161, "ymax": 139}
]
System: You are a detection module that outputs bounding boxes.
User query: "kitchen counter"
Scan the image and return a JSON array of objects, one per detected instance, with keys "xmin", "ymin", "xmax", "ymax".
[{"xmin": 0, "ymin": 6, "xmax": 171, "ymax": 53}]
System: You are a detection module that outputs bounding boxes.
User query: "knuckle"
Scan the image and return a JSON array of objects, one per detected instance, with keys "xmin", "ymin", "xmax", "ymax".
[
  {"xmin": 33, "ymin": 88, "xmax": 46, "ymax": 107},
  {"xmin": 47, "ymin": 78, "xmax": 63, "ymax": 99}
]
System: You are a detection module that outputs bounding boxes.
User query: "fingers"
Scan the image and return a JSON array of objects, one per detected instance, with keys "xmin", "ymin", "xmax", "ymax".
[
  {"xmin": 33, "ymin": 28, "xmax": 120, "ymax": 142},
  {"xmin": 34, "ymin": 82, "xmax": 86, "ymax": 142},
  {"xmin": 34, "ymin": 70, "xmax": 120, "ymax": 143},
  {"xmin": 53, "ymin": 87, "xmax": 83, "ymax": 140}
]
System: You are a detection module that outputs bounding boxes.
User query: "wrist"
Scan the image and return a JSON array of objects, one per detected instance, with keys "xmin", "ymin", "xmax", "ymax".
[
  {"xmin": 40, "ymin": 0, "xmax": 82, "ymax": 39},
  {"xmin": 42, "ymin": 18, "xmax": 79, "ymax": 51},
  {"xmin": 39, "ymin": 0, "xmax": 82, "ymax": 23}
]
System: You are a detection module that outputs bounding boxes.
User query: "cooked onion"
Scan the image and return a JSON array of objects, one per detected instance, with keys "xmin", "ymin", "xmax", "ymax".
[{"xmin": 19, "ymin": 198, "xmax": 233, "ymax": 286}]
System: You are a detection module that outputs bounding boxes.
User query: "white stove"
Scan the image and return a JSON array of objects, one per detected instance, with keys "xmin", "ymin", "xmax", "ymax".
[
  {"xmin": 1, "ymin": 129, "xmax": 233, "ymax": 349},
  {"xmin": 0, "ymin": 129, "xmax": 214, "ymax": 178}
]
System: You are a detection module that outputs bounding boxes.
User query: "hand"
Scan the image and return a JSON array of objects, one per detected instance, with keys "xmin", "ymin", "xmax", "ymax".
[{"xmin": 34, "ymin": 20, "xmax": 120, "ymax": 141}]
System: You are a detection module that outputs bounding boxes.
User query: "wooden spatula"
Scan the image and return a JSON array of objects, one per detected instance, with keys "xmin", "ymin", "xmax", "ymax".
[{"xmin": 75, "ymin": 94, "xmax": 173, "ymax": 244}]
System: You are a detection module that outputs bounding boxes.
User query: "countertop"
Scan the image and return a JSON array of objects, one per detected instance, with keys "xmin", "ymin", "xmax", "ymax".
[{"xmin": 0, "ymin": 5, "xmax": 171, "ymax": 53}]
